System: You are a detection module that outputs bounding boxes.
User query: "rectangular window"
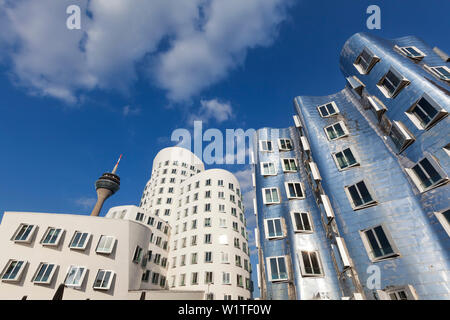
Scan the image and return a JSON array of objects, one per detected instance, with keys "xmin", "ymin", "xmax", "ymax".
[
  {"xmin": 299, "ymin": 251, "xmax": 323, "ymax": 277},
  {"xmin": 345, "ymin": 180, "xmax": 377, "ymax": 210},
  {"xmin": 205, "ymin": 252, "xmax": 213, "ymax": 263},
  {"xmin": 191, "ymin": 272, "xmax": 198, "ymax": 285},
  {"xmin": 262, "ymin": 188, "xmax": 280, "ymax": 204},
  {"xmin": 205, "ymin": 203, "xmax": 211, "ymax": 212},
  {"xmin": 406, "ymin": 93, "xmax": 447, "ymax": 130},
  {"xmin": 205, "ymin": 271, "xmax": 214, "ymax": 284},
  {"xmin": 354, "ymin": 47, "xmax": 380, "ymax": 74},
  {"xmin": 395, "ymin": 45, "xmax": 426, "ymax": 60},
  {"xmin": 267, "ymin": 256, "xmax": 288, "ymax": 281},
  {"xmin": 96, "ymin": 235, "xmax": 116, "ymax": 254},
  {"xmin": 324, "ymin": 121, "xmax": 348, "ymax": 141},
  {"xmin": 383, "ymin": 285, "xmax": 419, "ymax": 300},
  {"xmin": 264, "ymin": 218, "xmax": 284, "ymax": 239},
  {"xmin": 132, "ymin": 246, "xmax": 143, "ymax": 263},
  {"xmin": 426, "ymin": 65, "xmax": 450, "ymax": 81},
  {"xmin": 332, "ymin": 147, "xmax": 359, "ymax": 170},
  {"xmin": 259, "ymin": 140, "xmax": 273, "ymax": 152},
  {"xmin": 204, "ymin": 234, "xmax": 212, "ymax": 244},
  {"xmin": 1, "ymin": 260, "xmax": 26, "ymax": 282},
  {"xmin": 41, "ymin": 227, "xmax": 63, "ymax": 246},
  {"xmin": 191, "ymin": 253, "xmax": 198, "ymax": 264},
  {"xmin": 278, "ymin": 138, "xmax": 293, "ymax": 151},
  {"xmin": 261, "ymin": 162, "xmax": 276, "ymax": 176},
  {"xmin": 142, "ymin": 270, "xmax": 150, "ymax": 282},
  {"xmin": 93, "ymin": 270, "xmax": 114, "ymax": 290},
  {"xmin": 285, "ymin": 182, "xmax": 304, "ymax": 199},
  {"xmin": 32, "ymin": 263, "xmax": 56, "ymax": 284},
  {"xmin": 12, "ymin": 224, "xmax": 36, "ymax": 243},
  {"xmin": 64, "ymin": 266, "xmax": 87, "ymax": 287},
  {"xmin": 222, "ymin": 272, "xmax": 231, "ymax": 284},
  {"xmin": 435, "ymin": 209, "xmax": 450, "ymax": 237},
  {"xmin": 291, "ymin": 212, "xmax": 313, "ymax": 233},
  {"xmin": 377, "ymin": 68, "xmax": 409, "ymax": 98},
  {"xmin": 407, "ymin": 155, "xmax": 448, "ymax": 192},
  {"xmin": 317, "ymin": 101, "xmax": 339, "ymax": 117},
  {"xmin": 389, "ymin": 120, "xmax": 415, "ymax": 153},
  {"xmin": 69, "ymin": 231, "xmax": 90, "ymax": 250},
  {"xmin": 360, "ymin": 225, "xmax": 399, "ymax": 261},
  {"xmin": 281, "ymin": 158, "xmax": 297, "ymax": 172}
]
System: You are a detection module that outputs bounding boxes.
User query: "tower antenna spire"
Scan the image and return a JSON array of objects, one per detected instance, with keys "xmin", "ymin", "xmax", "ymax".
[{"xmin": 112, "ymin": 154, "xmax": 122, "ymax": 174}]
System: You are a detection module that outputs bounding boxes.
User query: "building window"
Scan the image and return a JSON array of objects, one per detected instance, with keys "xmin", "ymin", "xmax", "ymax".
[
  {"xmin": 377, "ymin": 68, "xmax": 409, "ymax": 98},
  {"xmin": 1, "ymin": 260, "xmax": 27, "ymax": 282},
  {"xmin": 299, "ymin": 251, "xmax": 323, "ymax": 277},
  {"xmin": 222, "ymin": 272, "xmax": 231, "ymax": 285},
  {"xmin": 205, "ymin": 293, "xmax": 214, "ymax": 300},
  {"xmin": 425, "ymin": 65, "xmax": 450, "ymax": 81},
  {"xmin": 389, "ymin": 121, "xmax": 415, "ymax": 153},
  {"xmin": 205, "ymin": 251, "xmax": 213, "ymax": 263},
  {"xmin": 191, "ymin": 272, "xmax": 198, "ymax": 285},
  {"xmin": 93, "ymin": 270, "xmax": 114, "ymax": 290},
  {"xmin": 12, "ymin": 223, "xmax": 36, "ymax": 243},
  {"xmin": 41, "ymin": 227, "xmax": 63, "ymax": 246},
  {"xmin": 205, "ymin": 272, "xmax": 214, "ymax": 284},
  {"xmin": 95, "ymin": 235, "xmax": 116, "ymax": 254},
  {"xmin": 205, "ymin": 203, "xmax": 211, "ymax": 212},
  {"xmin": 354, "ymin": 47, "xmax": 380, "ymax": 74},
  {"xmin": 278, "ymin": 138, "xmax": 293, "ymax": 151},
  {"xmin": 264, "ymin": 218, "xmax": 284, "ymax": 239},
  {"xmin": 395, "ymin": 45, "xmax": 426, "ymax": 60},
  {"xmin": 345, "ymin": 180, "xmax": 377, "ymax": 210},
  {"xmin": 261, "ymin": 162, "xmax": 276, "ymax": 176},
  {"xmin": 285, "ymin": 182, "xmax": 305, "ymax": 199},
  {"xmin": 64, "ymin": 266, "xmax": 87, "ymax": 288},
  {"xmin": 259, "ymin": 140, "xmax": 273, "ymax": 152},
  {"xmin": 406, "ymin": 93, "xmax": 447, "ymax": 130},
  {"xmin": 267, "ymin": 256, "xmax": 288, "ymax": 281},
  {"xmin": 132, "ymin": 246, "xmax": 143, "ymax": 263},
  {"xmin": 360, "ymin": 224, "xmax": 399, "ymax": 261},
  {"xmin": 224, "ymin": 295, "xmax": 232, "ymax": 300},
  {"xmin": 435, "ymin": 209, "xmax": 450, "ymax": 237},
  {"xmin": 406, "ymin": 155, "xmax": 448, "ymax": 192},
  {"xmin": 152, "ymin": 273, "xmax": 160, "ymax": 285},
  {"xmin": 324, "ymin": 121, "xmax": 348, "ymax": 141},
  {"xmin": 204, "ymin": 234, "xmax": 212, "ymax": 244},
  {"xmin": 142, "ymin": 270, "xmax": 150, "ymax": 282},
  {"xmin": 281, "ymin": 158, "xmax": 298, "ymax": 172},
  {"xmin": 317, "ymin": 101, "xmax": 339, "ymax": 117},
  {"xmin": 179, "ymin": 274, "xmax": 186, "ymax": 286},
  {"xmin": 380, "ymin": 285, "xmax": 419, "ymax": 300},
  {"xmin": 262, "ymin": 188, "xmax": 280, "ymax": 204},
  {"xmin": 69, "ymin": 231, "xmax": 90, "ymax": 250},
  {"xmin": 221, "ymin": 252, "xmax": 229, "ymax": 264},
  {"xmin": 191, "ymin": 253, "xmax": 198, "ymax": 264},
  {"xmin": 32, "ymin": 263, "xmax": 56, "ymax": 284},
  {"xmin": 332, "ymin": 147, "xmax": 359, "ymax": 170},
  {"xmin": 291, "ymin": 212, "xmax": 313, "ymax": 233},
  {"xmin": 237, "ymin": 274, "xmax": 244, "ymax": 287}
]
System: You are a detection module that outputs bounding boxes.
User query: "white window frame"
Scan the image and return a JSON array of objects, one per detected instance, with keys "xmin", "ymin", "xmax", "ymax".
[
  {"xmin": 278, "ymin": 138, "xmax": 293, "ymax": 151},
  {"xmin": 95, "ymin": 235, "xmax": 116, "ymax": 254},
  {"xmin": 298, "ymin": 251, "xmax": 324, "ymax": 277},
  {"xmin": 344, "ymin": 180, "xmax": 377, "ymax": 210},
  {"xmin": 11, "ymin": 223, "xmax": 37, "ymax": 243},
  {"xmin": 380, "ymin": 285, "xmax": 419, "ymax": 300},
  {"xmin": 367, "ymin": 96, "xmax": 387, "ymax": 121},
  {"xmin": 424, "ymin": 64, "xmax": 450, "ymax": 81},
  {"xmin": 394, "ymin": 45, "xmax": 426, "ymax": 60},
  {"xmin": 435, "ymin": 208, "xmax": 450, "ymax": 237},
  {"xmin": 32, "ymin": 262, "xmax": 57, "ymax": 284},
  {"xmin": 324, "ymin": 121, "xmax": 349, "ymax": 141},
  {"xmin": 359, "ymin": 224, "xmax": 400, "ymax": 262},
  {"xmin": 354, "ymin": 47, "xmax": 380, "ymax": 74},
  {"xmin": 64, "ymin": 265, "xmax": 87, "ymax": 288},
  {"xmin": 93, "ymin": 269, "xmax": 115, "ymax": 290},
  {"xmin": 406, "ymin": 155, "xmax": 448, "ymax": 193},
  {"xmin": 290, "ymin": 211, "xmax": 314, "ymax": 233},
  {"xmin": 284, "ymin": 182, "xmax": 305, "ymax": 200},
  {"xmin": 388, "ymin": 120, "xmax": 415, "ymax": 153},
  {"xmin": 1, "ymin": 259, "xmax": 27, "ymax": 282},
  {"xmin": 260, "ymin": 162, "xmax": 277, "ymax": 176},
  {"xmin": 405, "ymin": 93, "xmax": 448, "ymax": 130},
  {"xmin": 377, "ymin": 68, "xmax": 410, "ymax": 99},
  {"xmin": 40, "ymin": 227, "xmax": 64, "ymax": 246},
  {"xmin": 332, "ymin": 147, "xmax": 360, "ymax": 171},
  {"xmin": 264, "ymin": 218, "xmax": 285, "ymax": 239},
  {"xmin": 69, "ymin": 231, "xmax": 91, "ymax": 250},
  {"xmin": 317, "ymin": 101, "xmax": 339, "ymax": 118},
  {"xmin": 222, "ymin": 272, "xmax": 231, "ymax": 285},
  {"xmin": 266, "ymin": 256, "xmax": 289, "ymax": 282},
  {"xmin": 259, "ymin": 140, "xmax": 273, "ymax": 152},
  {"xmin": 262, "ymin": 187, "xmax": 281, "ymax": 205},
  {"xmin": 281, "ymin": 158, "xmax": 298, "ymax": 173}
]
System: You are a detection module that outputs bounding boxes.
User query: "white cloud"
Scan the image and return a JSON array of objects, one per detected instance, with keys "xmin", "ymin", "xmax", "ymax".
[
  {"xmin": 123, "ymin": 105, "xmax": 141, "ymax": 116},
  {"xmin": 0, "ymin": 0, "xmax": 292, "ymax": 103},
  {"xmin": 189, "ymin": 98, "xmax": 233, "ymax": 123},
  {"xmin": 74, "ymin": 196, "xmax": 97, "ymax": 210}
]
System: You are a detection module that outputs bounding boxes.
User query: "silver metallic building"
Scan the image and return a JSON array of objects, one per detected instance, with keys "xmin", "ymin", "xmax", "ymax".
[{"xmin": 253, "ymin": 32, "xmax": 449, "ymax": 300}]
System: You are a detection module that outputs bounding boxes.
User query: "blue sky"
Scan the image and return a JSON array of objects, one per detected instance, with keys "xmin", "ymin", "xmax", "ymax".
[{"xmin": 0, "ymin": 0, "xmax": 449, "ymax": 297}]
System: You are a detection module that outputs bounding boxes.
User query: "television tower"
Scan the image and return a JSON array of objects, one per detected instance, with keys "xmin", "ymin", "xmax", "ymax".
[{"xmin": 90, "ymin": 155, "xmax": 122, "ymax": 217}]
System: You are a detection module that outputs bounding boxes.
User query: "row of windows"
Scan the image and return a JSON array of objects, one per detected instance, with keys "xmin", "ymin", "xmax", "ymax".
[
  {"xmin": 170, "ymin": 252, "xmax": 250, "ymax": 271},
  {"xmin": 141, "ymin": 269, "xmax": 167, "ymax": 288},
  {"xmin": 157, "ymin": 160, "xmax": 201, "ymax": 172},
  {"xmin": 11, "ymin": 224, "xmax": 117, "ymax": 254},
  {"xmin": 170, "ymin": 271, "xmax": 251, "ymax": 290},
  {"xmin": 174, "ymin": 217, "xmax": 247, "ymax": 236},
  {"xmin": 1, "ymin": 260, "xmax": 116, "ymax": 291},
  {"xmin": 172, "ymin": 234, "xmax": 249, "ymax": 255},
  {"xmin": 259, "ymin": 138, "xmax": 293, "ymax": 152}
]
